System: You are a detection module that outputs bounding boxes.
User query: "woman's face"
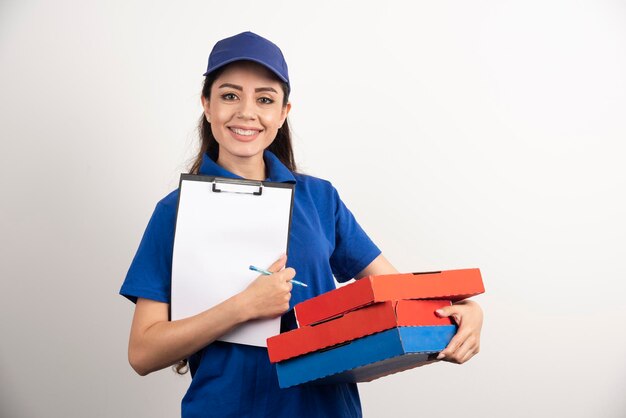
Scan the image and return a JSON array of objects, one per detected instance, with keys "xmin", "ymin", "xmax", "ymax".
[{"xmin": 202, "ymin": 61, "xmax": 290, "ymax": 168}]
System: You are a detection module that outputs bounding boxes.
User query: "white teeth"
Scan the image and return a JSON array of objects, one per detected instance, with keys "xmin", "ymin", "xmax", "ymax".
[{"xmin": 231, "ymin": 128, "xmax": 257, "ymax": 136}]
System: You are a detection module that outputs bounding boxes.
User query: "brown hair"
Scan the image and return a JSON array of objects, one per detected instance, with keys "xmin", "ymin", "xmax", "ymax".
[{"xmin": 174, "ymin": 62, "xmax": 296, "ymax": 375}]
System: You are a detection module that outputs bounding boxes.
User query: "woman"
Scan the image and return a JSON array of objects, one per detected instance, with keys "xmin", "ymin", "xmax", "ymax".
[{"xmin": 120, "ymin": 31, "xmax": 483, "ymax": 418}]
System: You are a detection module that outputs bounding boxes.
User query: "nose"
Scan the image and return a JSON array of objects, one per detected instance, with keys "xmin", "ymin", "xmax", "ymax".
[{"xmin": 236, "ymin": 97, "xmax": 256, "ymax": 120}]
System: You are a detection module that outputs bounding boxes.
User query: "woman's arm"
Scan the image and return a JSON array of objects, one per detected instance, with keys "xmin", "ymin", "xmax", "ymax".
[
  {"xmin": 355, "ymin": 254, "xmax": 483, "ymax": 364},
  {"xmin": 128, "ymin": 256, "xmax": 294, "ymax": 376},
  {"xmin": 355, "ymin": 254, "xmax": 399, "ymax": 278}
]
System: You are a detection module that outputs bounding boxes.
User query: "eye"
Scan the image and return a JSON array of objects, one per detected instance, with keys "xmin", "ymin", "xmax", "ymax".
[
  {"xmin": 221, "ymin": 93, "xmax": 238, "ymax": 101},
  {"xmin": 258, "ymin": 97, "xmax": 274, "ymax": 105}
]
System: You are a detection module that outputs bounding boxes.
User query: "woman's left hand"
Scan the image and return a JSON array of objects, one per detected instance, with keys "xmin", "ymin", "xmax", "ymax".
[{"xmin": 435, "ymin": 300, "xmax": 483, "ymax": 364}]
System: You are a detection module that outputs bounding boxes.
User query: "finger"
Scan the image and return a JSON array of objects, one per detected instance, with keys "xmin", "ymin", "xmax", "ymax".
[
  {"xmin": 449, "ymin": 337, "xmax": 475, "ymax": 363},
  {"xmin": 435, "ymin": 306, "xmax": 461, "ymax": 324},
  {"xmin": 434, "ymin": 306, "xmax": 455, "ymax": 317},
  {"xmin": 437, "ymin": 331, "xmax": 467, "ymax": 360},
  {"xmin": 266, "ymin": 254, "xmax": 287, "ymax": 273},
  {"xmin": 459, "ymin": 348, "xmax": 477, "ymax": 364},
  {"xmin": 280, "ymin": 267, "xmax": 296, "ymax": 282},
  {"xmin": 455, "ymin": 342, "xmax": 479, "ymax": 364}
]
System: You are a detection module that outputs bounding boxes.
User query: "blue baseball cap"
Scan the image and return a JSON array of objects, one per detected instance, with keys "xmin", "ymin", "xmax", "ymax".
[{"xmin": 203, "ymin": 31, "xmax": 290, "ymax": 92}]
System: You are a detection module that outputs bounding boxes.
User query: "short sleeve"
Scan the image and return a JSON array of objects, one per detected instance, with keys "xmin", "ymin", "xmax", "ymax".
[
  {"xmin": 119, "ymin": 198, "xmax": 177, "ymax": 304},
  {"xmin": 329, "ymin": 187, "xmax": 381, "ymax": 282}
]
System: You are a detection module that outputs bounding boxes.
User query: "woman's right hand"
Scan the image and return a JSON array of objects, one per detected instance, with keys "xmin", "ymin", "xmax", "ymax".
[{"xmin": 240, "ymin": 255, "xmax": 295, "ymax": 320}]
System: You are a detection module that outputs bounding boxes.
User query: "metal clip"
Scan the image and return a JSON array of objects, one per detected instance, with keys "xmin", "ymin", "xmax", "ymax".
[{"xmin": 211, "ymin": 177, "xmax": 263, "ymax": 196}]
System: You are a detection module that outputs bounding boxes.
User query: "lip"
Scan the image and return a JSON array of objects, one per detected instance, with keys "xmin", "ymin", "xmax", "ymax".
[{"xmin": 228, "ymin": 126, "xmax": 263, "ymax": 143}]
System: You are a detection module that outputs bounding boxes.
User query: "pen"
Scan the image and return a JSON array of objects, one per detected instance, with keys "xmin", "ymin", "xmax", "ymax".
[{"xmin": 249, "ymin": 265, "xmax": 308, "ymax": 287}]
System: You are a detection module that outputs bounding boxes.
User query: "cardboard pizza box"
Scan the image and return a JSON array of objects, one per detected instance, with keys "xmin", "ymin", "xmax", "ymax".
[{"xmin": 295, "ymin": 268, "xmax": 484, "ymax": 327}]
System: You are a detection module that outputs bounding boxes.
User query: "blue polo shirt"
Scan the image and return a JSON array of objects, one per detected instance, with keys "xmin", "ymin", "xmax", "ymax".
[{"xmin": 120, "ymin": 151, "xmax": 381, "ymax": 418}]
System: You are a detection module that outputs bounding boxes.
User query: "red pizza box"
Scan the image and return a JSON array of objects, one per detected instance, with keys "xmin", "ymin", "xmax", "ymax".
[
  {"xmin": 268, "ymin": 300, "xmax": 452, "ymax": 363},
  {"xmin": 295, "ymin": 268, "xmax": 484, "ymax": 327}
]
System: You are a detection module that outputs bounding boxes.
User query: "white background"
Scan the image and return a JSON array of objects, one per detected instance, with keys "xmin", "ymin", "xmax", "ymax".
[{"xmin": 1, "ymin": 1, "xmax": 625, "ymax": 417}]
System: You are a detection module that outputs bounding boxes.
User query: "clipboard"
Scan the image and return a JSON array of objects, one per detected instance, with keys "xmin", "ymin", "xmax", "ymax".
[{"xmin": 170, "ymin": 174, "xmax": 295, "ymax": 347}]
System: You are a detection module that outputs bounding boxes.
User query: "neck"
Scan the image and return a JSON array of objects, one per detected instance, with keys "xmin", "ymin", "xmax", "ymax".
[{"xmin": 217, "ymin": 153, "xmax": 266, "ymax": 181}]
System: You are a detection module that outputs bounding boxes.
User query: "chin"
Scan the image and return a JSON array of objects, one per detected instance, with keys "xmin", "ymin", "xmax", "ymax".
[{"xmin": 221, "ymin": 144, "xmax": 266, "ymax": 160}]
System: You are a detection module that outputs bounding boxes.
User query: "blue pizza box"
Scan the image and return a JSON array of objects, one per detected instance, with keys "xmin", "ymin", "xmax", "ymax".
[{"xmin": 275, "ymin": 325, "xmax": 457, "ymax": 388}]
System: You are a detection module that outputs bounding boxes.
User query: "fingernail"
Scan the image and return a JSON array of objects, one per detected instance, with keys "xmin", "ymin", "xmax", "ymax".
[
  {"xmin": 437, "ymin": 353, "xmax": 445, "ymax": 360},
  {"xmin": 435, "ymin": 309, "xmax": 444, "ymax": 315}
]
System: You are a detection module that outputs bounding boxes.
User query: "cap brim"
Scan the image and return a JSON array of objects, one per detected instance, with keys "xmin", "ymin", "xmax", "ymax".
[{"xmin": 202, "ymin": 56, "xmax": 289, "ymax": 85}]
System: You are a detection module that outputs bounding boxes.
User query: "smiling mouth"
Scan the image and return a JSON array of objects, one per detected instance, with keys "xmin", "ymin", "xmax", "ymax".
[{"xmin": 229, "ymin": 127, "xmax": 261, "ymax": 136}]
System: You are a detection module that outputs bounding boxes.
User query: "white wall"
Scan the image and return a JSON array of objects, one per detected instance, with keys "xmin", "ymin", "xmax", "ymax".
[{"xmin": 1, "ymin": 1, "xmax": 625, "ymax": 417}]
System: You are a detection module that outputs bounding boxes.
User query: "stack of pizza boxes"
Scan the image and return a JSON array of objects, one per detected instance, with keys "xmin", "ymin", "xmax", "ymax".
[{"xmin": 267, "ymin": 269, "xmax": 485, "ymax": 388}]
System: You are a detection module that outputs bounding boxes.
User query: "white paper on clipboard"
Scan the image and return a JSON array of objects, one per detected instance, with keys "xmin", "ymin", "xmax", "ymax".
[{"xmin": 171, "ymin": 175, "xmax": 294, "ymax": 347}]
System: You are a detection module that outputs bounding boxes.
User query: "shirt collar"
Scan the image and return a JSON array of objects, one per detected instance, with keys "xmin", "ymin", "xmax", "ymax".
[{"xmin": 198, "ymin": 150, "xmax": 296, "ymax": 184}]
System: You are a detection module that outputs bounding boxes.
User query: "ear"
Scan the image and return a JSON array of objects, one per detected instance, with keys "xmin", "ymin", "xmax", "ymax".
[
  {"xmin": 201, "ymin": 95, "xmax": 211, "ymax": 123},
  {"xmin": 279, "ymin": 102, "xmax": 291, "ymax": 127}
]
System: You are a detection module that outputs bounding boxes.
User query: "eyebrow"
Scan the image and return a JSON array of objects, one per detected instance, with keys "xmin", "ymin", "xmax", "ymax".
[{"xmin": 218, "ymin": 83, "xmax": 278, "ymax": 94}]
